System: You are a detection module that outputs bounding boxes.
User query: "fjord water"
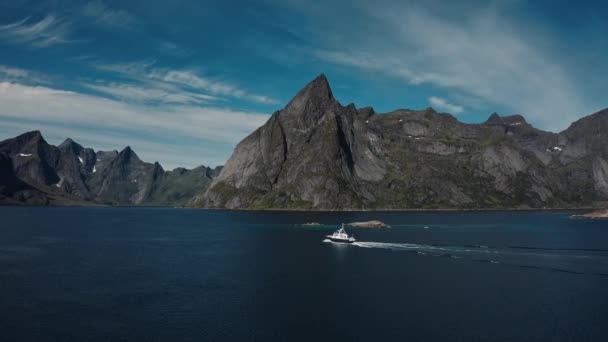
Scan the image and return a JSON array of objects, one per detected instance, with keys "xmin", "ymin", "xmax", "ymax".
[{"xmin": 1, "ymin": 207, "xmax": 607, "ymax": 341}]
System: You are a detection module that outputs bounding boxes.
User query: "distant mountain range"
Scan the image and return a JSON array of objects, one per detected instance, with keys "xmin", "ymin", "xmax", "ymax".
[
  {"xmin": 192, "ymin": 74, "xmax": 608, "ymax": 210},
  {"xmin": 3, "ymin": 74, "xmax": 608, "ymax": 209},
  {"xmin": 0, "ymin": 131, "xmax": 221, "ymax": 206}
]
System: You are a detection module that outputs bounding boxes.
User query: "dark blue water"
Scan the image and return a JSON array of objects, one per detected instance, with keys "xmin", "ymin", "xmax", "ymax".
[{"xmin": 1, "ymin": 207, "xmax": 608, "ymax": 341}]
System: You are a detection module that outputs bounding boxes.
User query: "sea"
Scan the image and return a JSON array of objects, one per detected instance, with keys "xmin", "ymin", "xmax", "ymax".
[{"xmin": 1, "ymin": 206, "xmax": 607, "ymax": 341}]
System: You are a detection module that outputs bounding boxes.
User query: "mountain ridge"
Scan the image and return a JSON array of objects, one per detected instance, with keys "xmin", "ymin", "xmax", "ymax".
[
  {"xmin": 193, "ymin": 74, "xmax": 608, "ymax": 210},
  {"xmin": 3, "ymin": 74, "xmax": 607, "ymax": 209},
  {"xmin": 0, "ymin": 131, "xmax": 222, "ymax": 206}
]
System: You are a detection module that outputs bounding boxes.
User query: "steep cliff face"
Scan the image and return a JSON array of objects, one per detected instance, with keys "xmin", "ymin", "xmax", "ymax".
[
  {"xmin": 194, "ymin": 74, "xmax": 608, "ymax": 210},
  {"xmin": 193, "ymin": 74, "xmax": 378, "ymax": 209},
  {"xmin": 0, "ymin": 132, "xmax": 221, "ymax": 206}
]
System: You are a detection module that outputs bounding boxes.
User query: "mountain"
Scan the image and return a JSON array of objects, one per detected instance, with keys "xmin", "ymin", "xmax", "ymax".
[
  {"xmin": 0, "ymin": 132, "xmax": 221, "ymax": 206},
  {"xmin": 143, "ymin": 165, "xmax": 223, "ymax": 206},
  {"xmin": 192, "ymin": 74, "xmax": 608, "ymax": 210}
]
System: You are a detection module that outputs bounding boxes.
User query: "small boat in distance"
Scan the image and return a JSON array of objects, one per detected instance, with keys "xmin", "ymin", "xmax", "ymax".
[{"xmin": 326, "ymin": 224, "xmax": 356, "ymax": 243}]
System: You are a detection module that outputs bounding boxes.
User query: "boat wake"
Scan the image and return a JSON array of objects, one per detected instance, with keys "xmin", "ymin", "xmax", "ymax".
[
  {"xmin": 353, "ymin": 241, "xmax": 495, "ymax": 256},
  {"xmin": 348, "ymin": 241, "xmax": 608, "ymax": 276}
]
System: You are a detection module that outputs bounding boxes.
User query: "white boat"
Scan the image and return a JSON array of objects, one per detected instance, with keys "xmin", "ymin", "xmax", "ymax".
[{"xmin": 326, "ymin": 224, "xmax": 356, "ymax": 243}]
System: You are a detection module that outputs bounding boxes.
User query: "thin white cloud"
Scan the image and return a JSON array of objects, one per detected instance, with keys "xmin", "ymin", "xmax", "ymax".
[
  {"xmin": 96, "ymin": 60, "xmax": 281, "ymax": 105},
  {"xmin": 151, "ymin": 69, "xmax": 281, "ymax": 104},
  {"xmin": 0, "ymin": 15, "xmax": 73, "ymax": 47},
  {"xmin": 0, "ymin": 64, "xmax": 51, "ymax": 84},
  {"xmin": 84, "ymin": 82, "xmax": 217, "ymax": 104},
  {"xmin": 428, "ymin": 96, "xmax": 464, "ymax": 114},
  {"xmin": 0, "ymin": 65, "xmax": 29, "ymax": 79},
  {"xmin": 297, "ymin": 1, "xmax": 597, "ymax": 131},
  {"xmin": 0, "ymin": 81, "xmax": 270, "ymax": 168},
  {"xmin": 82, "ymin": 1, "xmax": 137, "ymax": 29}
]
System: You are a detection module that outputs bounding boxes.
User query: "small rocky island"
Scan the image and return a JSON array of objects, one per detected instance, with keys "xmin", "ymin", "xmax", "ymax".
[
  {"xmin": 570, "ymin": 209, "xmax": 608, "ymax": 219},
  {"xmin": 345, "ymin": 220, "xmax": 390, "ymax": 228},
  {"xmin": 300, "ymin": 220, "xmax": 390, "ymax": 228}
]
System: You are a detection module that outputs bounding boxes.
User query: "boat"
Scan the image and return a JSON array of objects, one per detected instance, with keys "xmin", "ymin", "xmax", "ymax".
[{"xmin": 326, "ymin": 224, "xmax": 356, "ymax": 243}]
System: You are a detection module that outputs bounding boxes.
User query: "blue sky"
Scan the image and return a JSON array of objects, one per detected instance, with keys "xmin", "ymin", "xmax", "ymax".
[{"xmin": 0, "ymin": 0, "xmax": 606, "ymax": 169}]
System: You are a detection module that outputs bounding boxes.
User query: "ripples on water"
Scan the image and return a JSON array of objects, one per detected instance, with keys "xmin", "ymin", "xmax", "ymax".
[
  {"xmin": 320, "ymin": 239, "xmax": 608, "ymax": 277},
  {"xmin": 2, "ymin": 207, "xmax": 608, "ymax": 341}
]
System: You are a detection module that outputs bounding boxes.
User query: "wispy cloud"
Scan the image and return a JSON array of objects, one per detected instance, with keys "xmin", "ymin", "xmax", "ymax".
[
  {"xmin": 0, "ymin": 64, "xmax": 50, "ymax": 84},
  {"xmin": 0, "ymin": 80, "xmax": 269, "ymax": 168},
  {"xmin": 150, "ymin": 69, "xmax": 280, "ymax": 104},
  {"xmin": 293, "ymin": 1, "xmax": 596, "ymax": 131},
  {"xmin": 0, "ymin": 15, "xmax": 73, "ymax": 47},
  {"xmin": 428, "ymin": 96, "xmax": 464, "ymax": 114},
  {"xmin": 83, "ymin": 81, "xmax": 217, "ymax": 104},
  {"xmin": 96, "ymin": 60, "xmax": 281, "ymax": 104},
  {"xmin": 81, "ymin": 1, "xmax": 138, "ymax": 29}
]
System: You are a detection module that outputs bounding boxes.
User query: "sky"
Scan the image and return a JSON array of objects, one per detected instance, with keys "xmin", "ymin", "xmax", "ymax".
[{"xmin": 0, "ymin": 0, "xmax": 607, "ymax": 169}]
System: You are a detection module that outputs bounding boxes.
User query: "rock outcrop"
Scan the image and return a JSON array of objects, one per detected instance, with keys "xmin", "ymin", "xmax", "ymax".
[
  {"xmin": 346, "ymin": 221, "xmax": 390, "ymax": 228},
  {"xmin": 570, "ymin": 209, "xmax": 608, "ymax": 219},
  {"xmin": 193, "ymin": 74, "xmax": 608, "ymax": 210}
]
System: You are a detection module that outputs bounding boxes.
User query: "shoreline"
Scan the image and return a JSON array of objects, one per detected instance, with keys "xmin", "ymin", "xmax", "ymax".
[
  {"xmin": 184, "ymin": 207, "xmax": 598, "ymax": 213},
  {"xmin": 177, "ymin": 206, "xmax": 598, "ymax": 212},
  {"xmin": 1, "ymin": 203, "xmax": 602, "ymax": 212}
]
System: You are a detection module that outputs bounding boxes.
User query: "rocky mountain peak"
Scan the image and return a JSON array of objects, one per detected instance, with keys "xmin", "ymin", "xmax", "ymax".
[
  {"xmin": 153, "ymin": 161, "xmax": 165, "ymax": 173},
  {"xmin": 60, "ymin": 138, "xmax": 75, "ymax": 146},
  {"xmin": 285, "ymin": 73, "xmax": 336, "ymax": 114},
  {"xmin": 0, "ymin": 131, "xmax": 47, "ymax": 156},
  {"xmin": 300, "ymin": 73, "xmax": 333, "ymax": 99},
  {"xmin": 486, "ymin": 113, "xmax": 501, "ymax": 123},
  {"xmin": 118, "ymin": 146, "xmax": 141, "ymax": 162},
  {"xmin": 13, "ymin": 130, "xmax": 44, "ymax": 144},
  {"xmin": 58, "ymin": 138, "xmax": 84, "ymax": 153},
  {"xmin": 484, "ymin": 113, "xmax": 528, "ymax": 126},
  {"xmin": 1, "ymin": 131, "xmax": 224, "ymax": 206},
  {"xmin": 22, "ymin": 130, "xmax": 42, "ymax": 138}
]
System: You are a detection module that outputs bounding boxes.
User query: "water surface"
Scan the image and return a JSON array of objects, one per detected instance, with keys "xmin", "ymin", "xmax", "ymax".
[{"xmin": 1, "ymin": 207, "xmax": 607, "ymax": 341}]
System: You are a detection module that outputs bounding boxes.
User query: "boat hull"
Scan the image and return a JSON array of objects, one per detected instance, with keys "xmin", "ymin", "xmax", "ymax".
[{"xmin": 326, "ymin": 237, "xmax": 355, "ymax": 243}]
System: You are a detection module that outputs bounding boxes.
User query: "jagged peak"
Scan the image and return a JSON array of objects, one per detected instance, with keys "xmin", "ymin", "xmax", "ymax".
[
  {"xmin": 486, "ymin": 113, "xmax": 501, "ymax": 123},
  {"xmin": 16, "ymin": 130, "xmax": 43, "ymax": 141},
  {"xmin": 286, "ymin": 73, "xmax": 335, "ymax": 110},
  {"xmin": 307, "ymin": 73, "xmax": 332, "ymax": 95},
  {"xmin": 358, "ymin": 106, "xmax": 375, "ymax": 120},
  {"xmin": 6, "ymin": 130, "xmax": 46, "ymax": 148},
  {"xmin": 118, "ymin": 146, "xmax": 141, "ymax": 162},
  {"xmin": 153, "ymin": 161, "xmax": 165, "ymax": 173},
  {"xmin": 58, "ymin": 138, "xmax": 83, "ymax": 151},
  {"xmin": 484, "ymin": 113, "xmax": 528, "ymax": 125}
]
